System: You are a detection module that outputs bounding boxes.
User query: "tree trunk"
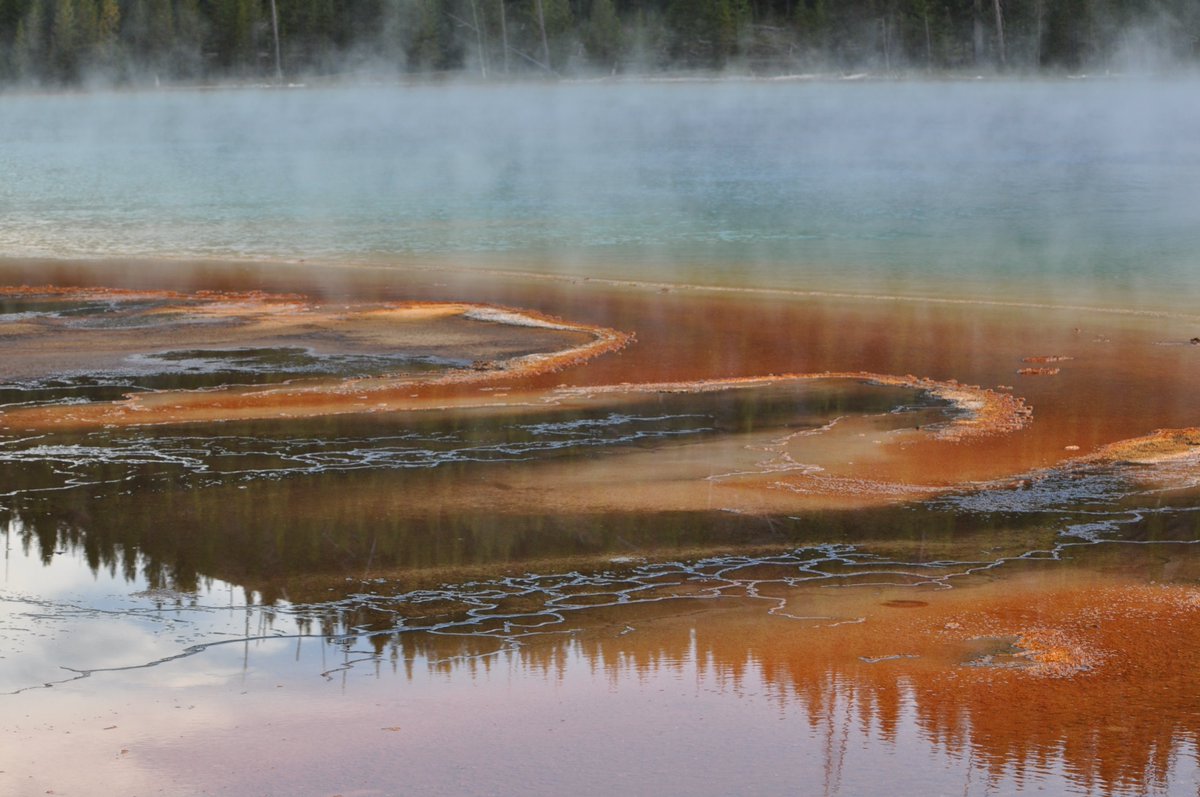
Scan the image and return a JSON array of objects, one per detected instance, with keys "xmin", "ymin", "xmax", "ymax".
[
  {"xmin": 923, "ymin": 9, "xmax": 932, "ymax": 69},
  {"xmin": 882, "ymin": 15, "xmax": 890, "ymax": 72},
  {"xmin": 499, "ymin": 0, "xmax": 510, "ymax": 74},
  {"xmin": 268, "ymin": 0, "xmax": 282, "ymax": 82},
  {"xmin": 469, "ymin": 0, "xmax": 488, "ymax": 77},
  {"xmin": 534, "ymin": 0, "xmax": 551, "ymax": 71},
  {"xmin": 992, "ymin": 0, "xmax": 1006, "ymax": 67},
  {"xmin": 1033, "ymin": 0, "xmax": 1043, "ymax": 66},
  {"xmin": 973, "ymin": 0, "xmax": 983, "ymax": 66}
]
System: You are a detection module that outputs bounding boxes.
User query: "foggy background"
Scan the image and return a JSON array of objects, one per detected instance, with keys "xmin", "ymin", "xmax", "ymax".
[{"xmin": 0, "ymin": 0, "xmax": 1198, "ymax": 87}]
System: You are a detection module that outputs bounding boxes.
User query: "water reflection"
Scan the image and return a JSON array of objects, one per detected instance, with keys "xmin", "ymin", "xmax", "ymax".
[
  {"xmin": 6, "ymin": 523, "xmax": 1200, "ymax": 795},
  {"xmin": 3, "ymin": 382, "xmax": 1199, "ymax": 794},
  {"xmin": 1, "ymin": 268, "xmax": 1198, "ymax": 794},
  {"xmin": 0, "ymin": 378, "xmax": 938, "ymax": 593}
]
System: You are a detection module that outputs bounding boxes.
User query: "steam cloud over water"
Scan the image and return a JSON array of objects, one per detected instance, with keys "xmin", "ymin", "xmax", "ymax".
[{"xmin": 1, "ymin": 80, "xmax": 1198, "ymax": 308}]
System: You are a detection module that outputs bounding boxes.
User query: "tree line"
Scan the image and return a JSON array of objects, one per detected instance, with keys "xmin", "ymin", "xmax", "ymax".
[{"xmin": 0, "ymin": 0, "xmax": 1196, "ymax": 85}]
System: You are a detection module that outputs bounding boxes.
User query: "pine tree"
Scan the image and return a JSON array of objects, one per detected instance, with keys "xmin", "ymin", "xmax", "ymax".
[
  {"xmin": 172, "ymin": 0, "xmax": 205, "ymax": 78},
  {"xmin": 51, "ymin": 0, "xmax": 77, "ymax": 78},
  {"xmin": 211, "ymin": 0, "xmax": 260, "ymax": 71},
  {"xmin": 97, "ymin": 0, "xmax": 117, "ymax": 42},
  {"xmin": 410, "ymin": 0, "xmax": 448, "ymax": 69},
  {"xmin": 14, "ymin": 0, "xmax": 50, "ymax": 80},
  {"xmin": 585, "ymin": 0, "xmax": 621, "ymax": 69}
]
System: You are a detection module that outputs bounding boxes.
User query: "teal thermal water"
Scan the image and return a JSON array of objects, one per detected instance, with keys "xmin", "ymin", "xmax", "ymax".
[{"xmin": 1, "ymin": 80, "xmax": 1199, "ymax": 305}]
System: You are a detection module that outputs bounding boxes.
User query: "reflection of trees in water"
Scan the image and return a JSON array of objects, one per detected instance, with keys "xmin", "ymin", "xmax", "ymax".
[
  {"xmin": 5, "ymin": 412, "xmax": 1200, "ymax": 796},
  {"xmin": 367, "ymin": 580, "xmax": 1200, "ymax": 797},
  {"xmin": 4, "ymin": 455, "xmax": 1197, "ymax": 625},
  {"xmin": 0, "ymin": 377, "xmax": 928, "ymax": 595},
  {"xmin": 0, "ymin": 466, "xmax": 1065, "ymax": 603},
  {"xmin": 5, "ymin": 468, "xmax": 1200, "ymax": 792}
]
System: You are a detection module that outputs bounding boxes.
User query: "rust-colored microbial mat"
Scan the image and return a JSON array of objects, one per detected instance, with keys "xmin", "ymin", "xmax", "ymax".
[
  {"xmin": 2, "ymin": 258, "xmax": 1200, "ymax": 796},
  {"xmin": 2, "ymin": 260, "xmax": 1198, "ymax": 509}
]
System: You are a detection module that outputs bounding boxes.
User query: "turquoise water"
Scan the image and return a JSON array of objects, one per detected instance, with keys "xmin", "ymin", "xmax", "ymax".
[{"xmin": 2, "ymin": 80, "xmax": 1199, "ymax": 304}]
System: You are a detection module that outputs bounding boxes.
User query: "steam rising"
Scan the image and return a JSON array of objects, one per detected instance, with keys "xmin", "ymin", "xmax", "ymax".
[{"xmin": 0, "ymin": 79, "xmax": 1198, "ymax": 310}]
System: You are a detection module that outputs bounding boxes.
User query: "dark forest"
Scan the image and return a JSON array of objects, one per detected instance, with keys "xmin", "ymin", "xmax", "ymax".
[{"xmin": 0, "ymin": 0, "xmax": 1197, "ymax": 85}]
